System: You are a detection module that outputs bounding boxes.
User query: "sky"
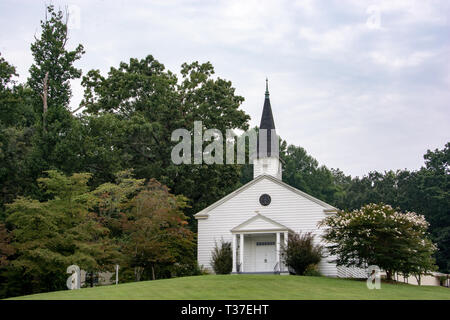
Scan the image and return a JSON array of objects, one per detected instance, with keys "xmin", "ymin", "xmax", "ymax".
[{"xmin": 1, "ymin": 0, "xmax": 449, "ymax": 177}]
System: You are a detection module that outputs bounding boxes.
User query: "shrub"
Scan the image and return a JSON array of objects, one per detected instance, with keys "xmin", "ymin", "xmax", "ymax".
[
  {"xmin": 304, "ymin": 264, "xmax": 322, "ymax": 277},
  {"xmin": 211, "ymin": 240, "xmax": 232, "ymax": 274},
  {"xmin": 197, "ymin": 264, "xmax": 210, "ymax": 275},
  {"xmin": 282, "ymin": 232, "xmax": 323, "ymax": 275}
]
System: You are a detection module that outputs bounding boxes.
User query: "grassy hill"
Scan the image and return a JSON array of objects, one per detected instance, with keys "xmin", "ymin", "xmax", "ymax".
[{"xmin": 7, "ymin": 275, "xmax": 450, "ymax": 300}]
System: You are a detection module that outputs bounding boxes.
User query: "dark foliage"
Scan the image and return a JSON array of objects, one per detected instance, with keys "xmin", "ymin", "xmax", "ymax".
[
  {"xmin": 211, "ymin": 240, "xmax": 232, "ymax": 274},
  {"xmin": 281, "ymin": 232, "xmax": 323, "ymax": 276}
]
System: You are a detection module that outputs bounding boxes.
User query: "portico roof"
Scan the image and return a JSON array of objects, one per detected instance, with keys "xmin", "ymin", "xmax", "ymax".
[{"xmin": 231, "ymin": 213, "xmax": 294, "ymax": 234}]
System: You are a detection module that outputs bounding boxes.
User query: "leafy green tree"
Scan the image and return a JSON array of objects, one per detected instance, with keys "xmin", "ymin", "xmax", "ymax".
[
  {"xmin": 0, "ymin": 127, "xmax": 34, "ymax": 217},
  {"xmin": 281, "ymin": 144, "xmax": 340, "ymax": 205},
  {"xmin": 121, "ymin": 179, "xmax": 195, "ymax": 281},
  {"xmin": 0, "ymin": 223, "xmax": 14, "ymax": 267},
  {"xmin": 23, "ymin": 5, "xmax": 86, "ymax": 199},
  {"xmin": 5, "ymin": 171, "xmax": 118, "ymax": 295},
  {"xmin": 0, "ymin": 55, "xmax": 35, "ymax": 217},
  {"xmin": 28, "ymin": 5, "xmax": 84, "ymax": 113},
  {"xmin": 76, "ymin": 114, "xmax": 127, "ymax": 186},
  {"xmin": 400, "ymin": 235, "xmax": 437, "ymax": 285},
  {"xmin": 0, "ymin": 223, "xmax": 19, "ymax": 298},
  {"xmin": 88, "ymin": 170, "xmax": 145, "ymax": 238},
  {"xmin": 0, "ymin": 54, "xmax": 35, "ymax": 128},
  {"xmin": 416, "ymin": 143, "xmax": 450, "ymax": 272},
  {"xmin": 334, "ymin": 143, "xmax": 449, "ymax": 273},
  {"xmin": 81, "ymin": 56, "xmax": 250, "ymax": 222},
  {"xmin": 319, "ymin": 203, "xmax": 437, "ymax": 281}
]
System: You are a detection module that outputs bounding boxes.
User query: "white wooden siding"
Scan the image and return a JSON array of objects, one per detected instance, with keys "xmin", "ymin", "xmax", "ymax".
[
  {"xmin": 337, "ymin": 266, "xmax": 368, "ymax": 278},
  {"xmin": 197, "ymin": 176, "xmax": 338, "ymax": 276}
]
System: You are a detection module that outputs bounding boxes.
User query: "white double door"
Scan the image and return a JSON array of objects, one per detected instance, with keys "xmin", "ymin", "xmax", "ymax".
[{"xmin": 254, "ymin": 237, "xmax": 276, "ymax": 272}]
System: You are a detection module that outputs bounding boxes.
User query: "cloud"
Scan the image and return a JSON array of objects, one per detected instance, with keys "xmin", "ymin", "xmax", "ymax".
[
  {"xmin": 370, "ymin": 50, "xmax": 435, "ymax": 68},
  {"xmin": 0, "ymin": 0, "xmax": 449, "ymax": 177},
  {"xmin": 298, "ymin": 24, "xmax": 368, "ymax": 53}
]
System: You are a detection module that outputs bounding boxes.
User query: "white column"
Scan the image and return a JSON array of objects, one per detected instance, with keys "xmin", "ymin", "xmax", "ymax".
[
  {"xmin": 276, "ymin": 232, "xmax": 280, "ymax": 271},
  {"xmin": 283, "ymin": 232, "xmax": 288, "ymax": 272},
  {"xmin": 284, "ymin": 232, "xmax": 288, "ymax": 247},
  {"xmin": 240, "ymin": 233, "xmax": 244, "ymax": 272},
  {"xmin": 232, "ymin": 234, "xmax": 237, "ymax": 273}
]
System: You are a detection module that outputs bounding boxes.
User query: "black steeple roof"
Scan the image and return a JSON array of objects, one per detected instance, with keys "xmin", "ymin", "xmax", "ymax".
[
  {"xmin": 259, "ymin": 78, "xmax": 276, "ymax": 131},
  {"xmin": 257, "ymin": 78, "xmax": 277, "ymax": 158}
]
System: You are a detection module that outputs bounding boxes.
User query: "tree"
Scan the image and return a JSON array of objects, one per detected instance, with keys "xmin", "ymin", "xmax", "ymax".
[
  {"xmin": 0, "ymin": 55, "xmax": 35, "ymax": 218},
  {"xmin": 210, "ymin": 240, "xmax": 232, "ymax": 274},
  {"xmin": 23, "ymin": 5, "xmax": 86, "ymax": 202},
  {"xmin": 281, "ymin": 144, "xmax": 341, "ymax": 205},
  {"xmin": 0, "ymin": 54, "xmax": 35, "ymax": 128},
  {"xmin": 88, "ymin": 169, "xmax": 145, "ymax": 238},
  {"xmin": 28, "ymin": 5, "xmax": 84, "ymax": 113},
  {"xmin": 319, "ymin": 203, "xmax": 437, "ymax": 281},
  {"xmin": 281, "ymin": 232, "xmax": 323, "ymax": 275},
  {"xmin": 333, "ymin": 143, "xmax": 449, "ymax": 273},
  {"xmin": 0, "ymin": 223, "xmax": 14, "ymax": 267},
  {"xmin": 81, "ymin": 56, "xmax": 250, "ymax": 222},
  {"xmin": 5, "ymin": 171, "xmax": 118, "ymax": 295},
  {"xmin": 418, "ymin": 143, "xmax": 450, "ymax": 273},
  {"xmin": 121, "ymin": 179, "xmax": 195, "ymax": 281}
]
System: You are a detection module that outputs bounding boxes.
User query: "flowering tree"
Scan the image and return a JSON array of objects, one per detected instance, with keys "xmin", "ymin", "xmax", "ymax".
[{"xmin": 319, "ymin": 203, "xmax": 437, "ymax": 282}]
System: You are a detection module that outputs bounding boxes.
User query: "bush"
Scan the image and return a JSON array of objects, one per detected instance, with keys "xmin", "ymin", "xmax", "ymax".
[
  {"xmin": 281, "ymin": 232, "xmax": 323, "ymax": 275},
  {"xmin": 197, "ymin": 264, "xmax": 210, "ymax": 275},
  {"xmin": 211, "ymin": 240, "xmax": 232, "ymax": 274},
  {"xmin": 304, "ymin": 264, "xmax": 322, "ymax": 277}
]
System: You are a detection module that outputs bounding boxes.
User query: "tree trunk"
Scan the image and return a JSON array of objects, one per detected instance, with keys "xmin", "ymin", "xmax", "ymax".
[
  {"xmin": 90, "ymin": 272, "xmax": 94, "ymax": 288},
  {"xmin": 134, "ymin": 267, "xmax": 141, "ymax": 282},
  {"xmin": 386, "ymin": 270, "xmax": 392, "ymax": 281},
  {"xmin": 41, "ymin": 72, "xmax": 49, "ymax": 132},
  {"xmin": 413, "ymin": 274, "xmax": 421, "ymax": 286},
  {"xmin": 152, "ymin": 265, "xmax": 155, "ymax": 281}
]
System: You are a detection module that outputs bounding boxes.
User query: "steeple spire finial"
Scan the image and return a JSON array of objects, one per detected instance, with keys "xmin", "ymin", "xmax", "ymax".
[{"xmin": 255, "ymin": 79, "xmax": 282, "ymax": 179}]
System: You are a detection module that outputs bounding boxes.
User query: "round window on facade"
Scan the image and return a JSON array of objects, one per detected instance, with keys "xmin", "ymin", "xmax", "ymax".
[{"xmin": 259, "ymin": 194, "xmax": 271, "ymax": 206}]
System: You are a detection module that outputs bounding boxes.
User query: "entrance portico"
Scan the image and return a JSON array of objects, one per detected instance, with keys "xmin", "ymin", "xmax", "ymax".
[{"xmin": 231, "ymin": 214, "xmax": 293, "ymax": 274}]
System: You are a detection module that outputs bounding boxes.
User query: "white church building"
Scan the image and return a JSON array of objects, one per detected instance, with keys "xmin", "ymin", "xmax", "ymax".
[{"xmin": 195, "ymin": 81, "xmax": 356, "ymax": 277}]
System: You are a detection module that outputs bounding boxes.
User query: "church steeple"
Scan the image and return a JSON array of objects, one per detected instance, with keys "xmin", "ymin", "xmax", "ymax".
[
  {"xmin": 254, "ymin": 79, "xmax": 282, "ymax": 180},
  {"xmin": 260, "ymin": 80, "xmax": 275, "ymax": 130}
]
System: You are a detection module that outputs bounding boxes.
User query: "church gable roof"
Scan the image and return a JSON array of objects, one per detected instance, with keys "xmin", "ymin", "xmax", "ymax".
[{"xmin": 194, "ymin": 174, "xmax": 338, "ymax": 219}]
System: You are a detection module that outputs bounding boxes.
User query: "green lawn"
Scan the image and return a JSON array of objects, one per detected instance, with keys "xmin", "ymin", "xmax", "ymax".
[{"xmin": 7, "ymin": 275, "xmax": 450, "ymax": 300}]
